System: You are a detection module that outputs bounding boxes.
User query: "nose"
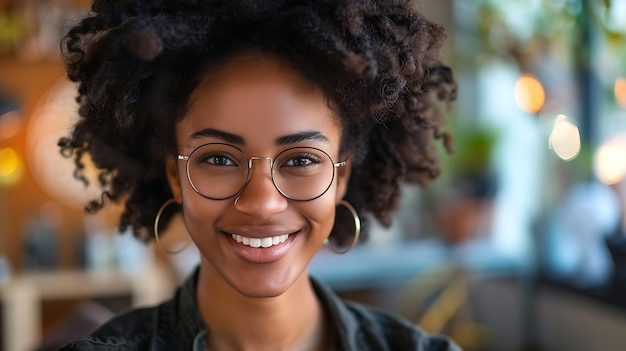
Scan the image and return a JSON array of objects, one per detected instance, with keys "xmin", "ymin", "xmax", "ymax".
[{"xmin": 234, "ymin": 157, "xmax": 288, "ymax": 218}]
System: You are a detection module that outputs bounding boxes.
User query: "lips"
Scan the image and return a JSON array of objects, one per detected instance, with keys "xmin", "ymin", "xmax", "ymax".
[{"xmin": 221, "ymin": 226, "xmax": 299, "ymax": 263}]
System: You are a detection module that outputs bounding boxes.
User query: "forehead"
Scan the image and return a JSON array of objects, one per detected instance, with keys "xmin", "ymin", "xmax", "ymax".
[
  {"xmin": 194, "ymin": 54, "xmax": 322, "ymax": 101},
  {"xmin": 179, "ymin": 54, "xmax": 341, "ymax": 150}
]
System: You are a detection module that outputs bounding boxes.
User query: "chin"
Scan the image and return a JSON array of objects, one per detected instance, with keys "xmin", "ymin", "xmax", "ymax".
[
  {"xmin": 229, "ymin": 270, "xmax": 300, "ymax": 299},
  {"xmin": 233, "ymin": 280, "xmax": 291, "ymax": 299},
  {"xmin": 237, "ymin": 287, "xmax": 286, "ymax": 299}
]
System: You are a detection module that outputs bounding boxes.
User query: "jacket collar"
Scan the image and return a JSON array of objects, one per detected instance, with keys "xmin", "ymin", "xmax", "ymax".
[{"xmin": 177, "ymin": 268, "xmax": 358, "ymax": 351}]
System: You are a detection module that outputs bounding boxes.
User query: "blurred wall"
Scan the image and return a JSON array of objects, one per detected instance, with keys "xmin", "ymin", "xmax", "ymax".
[{"xmin": 0, "ymin": 58, "xmax": 88, "ymax": 270}]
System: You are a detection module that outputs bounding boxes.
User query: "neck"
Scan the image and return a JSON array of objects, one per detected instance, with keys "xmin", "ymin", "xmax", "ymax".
[{"xmin": 196, "ymin": 260, "xmax": 329, "ymax": 351}]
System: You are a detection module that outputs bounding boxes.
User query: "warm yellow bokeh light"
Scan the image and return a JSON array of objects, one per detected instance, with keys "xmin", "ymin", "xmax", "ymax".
[
  {"xmin": 615, "ymin": 77, "xmax": 626, "ymax": 109},
  {"xmin": 549, "ymin": 114, "xmax": 580, "ymax": 161},
  {"xmin": 515, "ymin": 74, "xmax": 545, "ymax": 114},
  {"xmin": 0, "ymin": 147, "xmax": 19, "ymax": 177},
  {"xmin": 0, "ymin": 147, "xmax": 23, "ymax": 187},
  {"xmin": 595, "ymin": 135, "xmax": 626, "ymax": 185}
]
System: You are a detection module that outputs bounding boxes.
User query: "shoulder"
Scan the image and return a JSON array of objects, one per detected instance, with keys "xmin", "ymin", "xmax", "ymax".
[
  {"xmin": 345, "ymin": 301, "xmax": 461, "ymax": 351},
  {"xmin": 60, "ymin": 269, "xmax": 204, "ymax": 350},
  {"xmin": 311, "ymin": 277, "xmax": 460, "ymax": 351},
  {"xmin": 59, "ymin": 305, "xmax": 163, "ymax": 350}
]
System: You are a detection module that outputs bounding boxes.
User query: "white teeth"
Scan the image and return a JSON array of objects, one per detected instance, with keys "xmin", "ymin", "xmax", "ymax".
[
  {"xmin": 250, "ymin": 238, "xmax": 261, "ymax": 248},
  {"xmin": 261, "ymin": 237, "xmax": 273, "ymax": 248},
  {"xmin": 231, "ymin": 234, "xmax": 290, "ymax": 248}
]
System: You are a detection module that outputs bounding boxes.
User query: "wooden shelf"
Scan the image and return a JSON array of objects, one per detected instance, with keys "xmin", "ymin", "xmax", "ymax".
[{"xmin": 0, "ymin": 261, "xmax": 175, "ymax": 351}]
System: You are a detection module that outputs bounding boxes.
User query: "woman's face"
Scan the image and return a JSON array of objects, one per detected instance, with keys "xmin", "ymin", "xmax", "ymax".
[{"xmin": 166, "ymin": 54, "xmax": 350, "ymax": 298}]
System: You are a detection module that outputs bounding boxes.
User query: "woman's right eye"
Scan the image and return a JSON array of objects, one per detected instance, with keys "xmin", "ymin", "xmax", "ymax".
[
  {"xmin": 197, "ymin": 154, "xmax": 237, "ymax": 166},
  {"xmin": 210, "ymin": 155, "xmax": 233, "ymax": 166}
]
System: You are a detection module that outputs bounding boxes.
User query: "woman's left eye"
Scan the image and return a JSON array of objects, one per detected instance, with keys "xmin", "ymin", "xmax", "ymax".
[
  {"xmin": 287, "ymin": 157, "xmax": 314, "ymax": 167},
  {"xmin": 284, "ymin": 154, "xmax": 320, "ymax": 167}
]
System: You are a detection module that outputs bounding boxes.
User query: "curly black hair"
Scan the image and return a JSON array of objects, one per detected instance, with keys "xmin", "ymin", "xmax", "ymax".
[{"xmin": 59, "ymin": 0, "xmax": 456, "ymax": 243}]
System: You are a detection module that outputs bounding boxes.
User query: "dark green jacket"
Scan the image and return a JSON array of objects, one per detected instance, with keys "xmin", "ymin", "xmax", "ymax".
[{"xmin": 61, "ymin": 268, "xmax": 460, "ymax": 351}]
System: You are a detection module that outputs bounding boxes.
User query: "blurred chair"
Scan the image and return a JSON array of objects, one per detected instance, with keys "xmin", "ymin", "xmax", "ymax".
[{"xmin": 393, "ymin": 264, "xmax": 490, "ymax": 351}]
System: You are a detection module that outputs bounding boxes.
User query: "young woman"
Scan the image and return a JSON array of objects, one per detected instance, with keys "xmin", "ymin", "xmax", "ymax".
[{"xmin": 59, "ymin": 0, "xmax": 458, "ymax": 350}]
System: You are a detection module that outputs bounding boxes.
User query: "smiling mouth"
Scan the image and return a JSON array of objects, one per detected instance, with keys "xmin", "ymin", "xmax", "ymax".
[{"xmin": 230, "ymin": 234, "xmax": 291, "ymax": 248}]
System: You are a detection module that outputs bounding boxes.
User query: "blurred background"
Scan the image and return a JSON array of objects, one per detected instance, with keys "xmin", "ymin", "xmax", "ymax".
[{"xmin": 1, "ymin": 0, "xmax": 626, "ymax": 350}]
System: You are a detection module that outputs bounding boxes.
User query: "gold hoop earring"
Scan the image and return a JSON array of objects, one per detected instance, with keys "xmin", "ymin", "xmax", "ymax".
[
  {"xmin": 154, "ymin": 198, "xmax": 192, "ymax": 254},
  {"xmin": 324, "ymin": 200, "xmax": 361, "ymax": 255}
]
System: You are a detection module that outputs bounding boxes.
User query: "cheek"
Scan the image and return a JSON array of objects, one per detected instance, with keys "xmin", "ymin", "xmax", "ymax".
[
  {"xmin": 179, "ymin": 193, "xmax": 226, "ymax": 237},
  {"xmin": 302, "ymin": 196, "xmax": 337, "ymax": 240}
]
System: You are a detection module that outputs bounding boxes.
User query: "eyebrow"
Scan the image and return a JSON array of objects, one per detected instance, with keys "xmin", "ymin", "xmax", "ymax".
[
  {"xmin": 275, "ymin": 131, "xmax": 329, "ymax": 145},
  {"xmin": 189, "ymin": 128, "xmax": 245, "ymax": 144},
  {"xmin": 189, "ymin": 128, "xmax": 329, "ymax": 146}
]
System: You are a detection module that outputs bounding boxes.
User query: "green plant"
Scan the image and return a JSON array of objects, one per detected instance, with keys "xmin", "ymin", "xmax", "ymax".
[{"xmin": 435, "ymin": 119, "xmax": 500, "ymax": 199}]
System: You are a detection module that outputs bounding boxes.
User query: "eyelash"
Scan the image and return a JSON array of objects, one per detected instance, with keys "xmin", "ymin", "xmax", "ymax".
[
  {"xmin": 282, "ymin": 153, "xmax": 322, "ymax": 167},
  {"xmin": 197, "ymin": 152, "xmax": 238, "ymax": 166}
]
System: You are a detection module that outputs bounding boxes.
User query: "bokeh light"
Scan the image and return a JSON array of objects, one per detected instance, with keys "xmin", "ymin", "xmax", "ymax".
[
  {"xmin": 595, "ymin": 134, "xmax": 626, "ymax": 185},
  {"xmin": 549, "ymin": 114, "xmax": 581, "ymax": 161},
  {"xmin": 0, "ymin": 147, "xmax": 23, "ymax": 187},
  {"xmin": 26, "ymin": 79, "xmax": 102, "ymax": 207},
  {"xmin": 615, "ymin": 77, "xmax": 626, "ymax": 109},
  {"xmin": 514, "ymin": 73, "xmax": 545, "ymax": 114}
]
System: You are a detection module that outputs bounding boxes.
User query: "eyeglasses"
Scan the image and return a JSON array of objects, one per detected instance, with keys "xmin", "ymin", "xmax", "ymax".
[{"xmin": 177, "ymin": 143, "xmax": 346, "ymax": 201}]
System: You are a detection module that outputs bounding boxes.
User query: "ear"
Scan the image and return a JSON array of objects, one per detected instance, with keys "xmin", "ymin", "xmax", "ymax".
[
  {"xmin": 335, "ymin": 160, "xmax": 352, "ymax": 203},
  {"xmin": 165, "ymin": 156, "xmax": 183, "ymax": 202}
]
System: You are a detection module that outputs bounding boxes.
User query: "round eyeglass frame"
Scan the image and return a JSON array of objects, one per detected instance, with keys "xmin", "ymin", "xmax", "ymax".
[{"xmin": 177, "ymin": 143, "xmax": 347, "ymax": 202}]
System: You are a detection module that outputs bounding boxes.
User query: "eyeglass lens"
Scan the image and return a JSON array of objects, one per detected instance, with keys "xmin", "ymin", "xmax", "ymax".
[{"xmin": 185, "ymin": 143, "xmax": 337, "ymax": 201}]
